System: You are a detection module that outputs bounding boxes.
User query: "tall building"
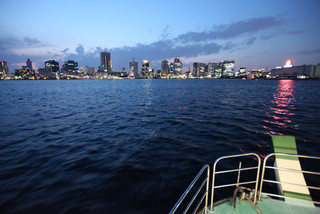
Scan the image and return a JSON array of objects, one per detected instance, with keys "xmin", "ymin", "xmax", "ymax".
[
  {"xmin": 207, "ymin": 63, "xmax": 215, "ymax": 77},
  {"xmin": 100, "ymin": 51, "xmax": 112, "ymax": 73},
  {"xmin": 169, "ymin": 62, "xmax": 174, "ymax": 74},
  {"xmin": 26, "ymin": 58, "xmax": 32, "ymax": 69},
  {"xmin": 129, "ymin": 58, "xmax": 138, "ymax": 78},
  {"xmin": 222, "ymin": 60, "xmax": 235, "ymax": 78},
  {"xmin": 141, "ymin": 60, "xmax": 149, "ymax": 77},
  {"xmin": 173, "ymin": 58, "xmax": 182, "ymax": 75},
  {"xmin": 214, "ymin": 62, "xmax": 223, "ymax": 78},
  {"xmin": 193, "ymin": 62, "xmax": 206, "ymax": 77},
  {"xmin": 0, "ymin": 61, "xmax": 9, "ymax": 76},
  {"xmin": 62, "ymin": 60, "xmax": 78, "ymax": 75},
  {"xmin": 45, "ymin": 60, "xmax": 59, "ymax": 73},
  {"xmin": 161, "ymin": 60, "xmax": 169, "ymax": 75}
]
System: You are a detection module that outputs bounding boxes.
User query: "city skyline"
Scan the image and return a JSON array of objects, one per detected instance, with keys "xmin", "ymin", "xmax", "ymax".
[{"xmin": 1, "ymin": 0, "xmax": 320, "ymax": 72}]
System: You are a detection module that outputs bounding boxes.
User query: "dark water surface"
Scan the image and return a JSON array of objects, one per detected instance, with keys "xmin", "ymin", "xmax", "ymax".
[{"xmin": 0, "ymin": 79, "xmax": 319, "ymax": 213}]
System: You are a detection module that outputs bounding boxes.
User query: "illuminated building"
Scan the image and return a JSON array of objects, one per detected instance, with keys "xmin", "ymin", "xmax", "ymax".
[
  {"xmin": 161, "ymin": 60, "xmax": 169, "ymax": 75},
  {"xmin": 250, "ymin": 69, "xmax": 269, "ymax": 79},
  {"xmin": 45, "ymin": 60, "xmax": 59, "ymax": 73},
  {"xmin": 222, "ymin": 60, "xmax": 235, "ymax": 78},
  {"xmin": 193, "ymin": 62, "xmax": 206, "ymax": 77},
  {"xmin": 100, "ymin": 52, "xmax": 112, "ymax": 73},
  {"xmin": 169, "ymin": 62, "xmax": 174, "ymax": 74},
  {"xmin": 129, "ymin": 59, "xmax": 138, "ymax": 78},
  {"xmin": 214, "ymin": 62, "xmax": 223, "ymax": 78},
  {"xmin": 239, "ymin": 67, "xmax": 247, "ymax": 79},
  {"xmin": 141, "ymin": 60, "xmax": 149, "ymax": 78},
  {"xmin": 15, "ymin": 68, "xmax": 35, "ymax": 79},
  {"xmin": 62, "ymin": 60, "xmax": 78, "ymax": 75},
  {"xmin": 26, "ymin": 58, "xmax": 32, "ymax": 69},
  {"xmin": 173, "ymin": 58, "xmax": 182, "ymax": 75},
  {"xmin": 270, "ymin": 60, "xmax": 320, "ymax": 79},
  {"xmin": 207, "ymin": 63, "xmax": 215, "ymax": 77},
  {"xmin": 0, "ymin": 61, "xmax": 10, "ymax": 76}
]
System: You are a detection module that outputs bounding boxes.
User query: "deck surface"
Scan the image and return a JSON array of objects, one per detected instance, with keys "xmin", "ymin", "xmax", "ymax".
[{"xmin": 208, "ymin": 198, "xmax": 319, "ymax": 214}]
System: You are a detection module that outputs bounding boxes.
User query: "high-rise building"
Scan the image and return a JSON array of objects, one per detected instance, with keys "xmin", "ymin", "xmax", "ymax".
[
  {"xmin": 214, "ymin": 62, "xmax": 223, "ymax": 78},
  {"xmin": 207, "ymin": 63, "xmax": 215, "ymax": 77},
  {"xmin": 169, "ymin": 62, "xmax": 174, "ymax": 74},
  {"xmin": 193, "ymin": 62, "xmax": 206, "ymax": 77},
  {"xmin": 62, "ymin": 60, "xmax": 78, "ymax": 75},
  {"xmin": 222, "ymin": 60, "xmax": 235, "ymax": 78},
  {"xmin": 45, "ymin": 60, "xmax": 59, "ymax": 73},
  {"xmin": 100, "ymin": 51, "xmax": 112, "ymax": 73},
  {"xmin": 173, "ymin": 58, "xmax": 182, "ymax": 75},
  {"xmin": 0, "ymin": 61, "xmax": 9, "ymax": 76},
  {"xmin": 129, "ymin": 59, "xmax": 138, "ymax": 78},
  {"xmin": 141, "ymin": 60, "xmax": 149, "ymax": 77},
  {"xmin": 26, "ymin": 58, "xmax": 32, "ymax": 69},
  {"xmin": 161, "ymin": 60, "xmax": 169, "ymax": 75}
]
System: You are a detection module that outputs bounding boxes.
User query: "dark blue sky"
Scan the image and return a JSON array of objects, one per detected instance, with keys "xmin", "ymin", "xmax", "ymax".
[{"xmin": 1, "ymin": 0, "xmax": 320, "ymax": 72}]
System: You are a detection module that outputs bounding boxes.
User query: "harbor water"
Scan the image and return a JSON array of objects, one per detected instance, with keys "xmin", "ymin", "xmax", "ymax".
[{"xmin": 0, "ymin": 79, "xmax": 319, "ymax": 213}]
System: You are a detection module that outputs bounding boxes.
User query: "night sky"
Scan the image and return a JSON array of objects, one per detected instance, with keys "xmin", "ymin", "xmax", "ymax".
[{"xmin": 1, "ymin": 0, "xmax": 320, "ymax": 72}]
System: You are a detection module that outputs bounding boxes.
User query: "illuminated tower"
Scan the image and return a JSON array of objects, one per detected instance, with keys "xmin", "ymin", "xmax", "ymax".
[
  {"xmin": 100, "ymin": 51, "xmax": 112, "ymax": 73},
  {"xmin": 173, "ymin": 58, "xmax": 182, "ymax": 75},
  {"xmin": 141, "ymin": 60, "xmax": 149, "ymax": 77},
  {"xmin": 129, "ymin": 58, "xmax": 138, "ymax": 78},
  {"xmin": 161, "ymin": 60, "xmax": 169, "ymax": 75}
]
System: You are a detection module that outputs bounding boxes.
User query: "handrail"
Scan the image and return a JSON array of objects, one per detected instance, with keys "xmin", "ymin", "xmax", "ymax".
[
  {"xmin": 258, "ymin": 153, "xmax": 320, "ymax": 204},
  {"xmin": 210, "ymin": 153, "xmax": 261, "ymax": 211},
  {"xmin": 169, "ymin": 164, "xmax": 210, "ymax": 214}
]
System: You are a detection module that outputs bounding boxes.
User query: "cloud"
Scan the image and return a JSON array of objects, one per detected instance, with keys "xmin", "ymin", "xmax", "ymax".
[
  {"xmin": 24, "ymin": 37, "xmax": 41, "ymax": 45},
  {"xmin": 294, "ymin": 49, "xmax": 320, "ymax": 55},
  {"xmin": 161, "ymin": 25, "xmax": 170, "ymax": 40},
  {"xmin": 62, "ymin": 48, "xmax": 70, "ymax": 53},
  {"xmin": 261, "ymin": 30, "xmax": 304, "ymax": 40},
  {"xmin": 246, "ymin": 37, "xmax": 256, "ymax": 46},
  {"xmin": 76, "ymin": 44, "xmax": 84, "ymax": 55},
  {"xmin": 175, "ymin": 16, "xmax": 284, "ymax": 43}
]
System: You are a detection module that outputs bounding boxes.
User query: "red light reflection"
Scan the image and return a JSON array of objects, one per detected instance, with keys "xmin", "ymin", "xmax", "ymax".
[{"xmin": 263, "ymin": 80, "xmax": 297, "ymax": 136}]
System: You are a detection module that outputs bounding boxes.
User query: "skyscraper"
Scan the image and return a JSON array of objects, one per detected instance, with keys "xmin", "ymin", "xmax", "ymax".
[
  {"xmin": 141, "ymin": 60, "xmax": 149, "ymax": 77},
  {"xmin": 62, "ymin": 60, "xmax": 78, "ymax": 75},
  {"xmin": 129, "ymin": 59, "xmax": 138, "ymax": 78},
  {"xmin": 161, "ymin": 60, "xmax": 169, "ymax": 75},
  {"xmin": 193, "ymin": 62, "xmax": 206, "ymax": 77},
  {"xmin": 173, "ymin": 58, "xmax": 182, "ymax": 75},
  {"xmin": 207, "ymin": 63, "xmax": 215, "ymax": 77},
  {"xmin": 100, "ymin": 52, "xmax": 112, "ymax": 73},
  {"xmin": 45, "ymin": 60, "xmax": 59, "ymax": 73},
  {"xmin": 222, "ymin": 60, "xmax": 235, "ymax": 78},
  {"xmin": 26, "ymin": 58, "xmax": 32, "ymax": 69},
  {"xmin": 0, "ymin": 61, "xmax": 9, "ymax": 76}
]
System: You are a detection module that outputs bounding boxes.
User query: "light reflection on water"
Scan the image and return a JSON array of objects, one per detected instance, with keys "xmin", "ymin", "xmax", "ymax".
[{"xmin": 264, "ymin": 80, "xmax": 298, "ymax": 136}]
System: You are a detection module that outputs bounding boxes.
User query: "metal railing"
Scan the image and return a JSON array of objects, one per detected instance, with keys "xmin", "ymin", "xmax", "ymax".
[
  {"xmin": 169, "ymin": 164, "xmax": 210, "ymax": 214},
  {"xmin": 258, "ymin": 153, "xmax": 320, "ymax": 205},
  {"xmin": 210, "ymin": 153, "xmax": 261, "ymax": 211}
]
